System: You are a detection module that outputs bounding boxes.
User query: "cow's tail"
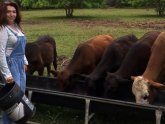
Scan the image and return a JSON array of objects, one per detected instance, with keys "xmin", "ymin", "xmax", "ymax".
[
  {"xmin": 53, "ymin": 42, "xmax": 57, "ymax": 71},
  {"xmin": 46, "ymin": 35, "xmax": 57, "ymax": 72},
  {"xmin": 48, "ymin": 36, "xmax": 57, "ymax": 72}
]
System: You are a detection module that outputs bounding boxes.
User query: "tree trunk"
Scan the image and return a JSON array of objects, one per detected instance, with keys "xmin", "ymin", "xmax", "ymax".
[
  {"xmin": 65, "ymin": 4, "xmax": 74, "ymax": 18},
  {"xmin": 156, "ymin": 0, "xmax": 165, "ymax": 16}
]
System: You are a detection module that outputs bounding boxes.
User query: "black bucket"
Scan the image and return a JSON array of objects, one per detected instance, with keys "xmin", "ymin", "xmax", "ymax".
[{"xmin": 0, "ymin": 82, "xmax": 36, "ymax": 124}]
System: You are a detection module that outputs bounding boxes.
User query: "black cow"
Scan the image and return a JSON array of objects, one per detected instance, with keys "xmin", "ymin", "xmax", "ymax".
[
  {"xmin": 86, "ymin": 34, "xmax": 138, "ymax": 96},
  {"xmin": 25, "ymin": 35, "xmax": 57, "ymax": 76},
  {"xmin": 103, "ymin": 31, "xmax": 161, "ymax": 100}
]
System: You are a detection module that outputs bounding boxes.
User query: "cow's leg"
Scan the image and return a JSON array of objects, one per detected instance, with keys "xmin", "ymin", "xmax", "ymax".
[
  {"xmin": 46, "ymin": 65, "xmax": 51, "ymax": 77},
  {"xmin": 30, "ymin": 69, "xmax": 35, "ymax": 75},
  {"xmin": 38, "ymin": 67, "xmax": 44, "ymax": 76},
  {"xmin": 53, "ymin": 59, "xmax": 57, "ymax": 70},
  {"xmin": 27, "ymin": 67, "xmax": 35, "ymax": 75}
]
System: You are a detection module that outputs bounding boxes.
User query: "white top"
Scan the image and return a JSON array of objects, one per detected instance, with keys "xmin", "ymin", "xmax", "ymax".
[{"xmin": 0, "ymin": 25, "xmax": 28, "ymax": 78}]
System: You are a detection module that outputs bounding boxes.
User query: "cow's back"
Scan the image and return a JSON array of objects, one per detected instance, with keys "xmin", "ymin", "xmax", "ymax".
[
  {"xmin": 65, "ymin": 34, "xmax": 113, "ymax": 74},
  {"xmin": 89, "ymin": 34, "xmax": 138, "ymax": 78},
  {"xmin": 86, "ymin": 34, "xmax": 113, "ymax": 63},
  {"xmin": 143, "ymin": 32, "xmax": 165, "ymax": 82},
  {"xmin": 36, "ymin": 35, "xmax": 57, "ymax": 70},
  {"xmin": 36, "ymin": 35, "xmax": 56, "ymax": 49},
  {"xmin": 116, "ymin": 31, "xmax": 161, "ymax": 77}
]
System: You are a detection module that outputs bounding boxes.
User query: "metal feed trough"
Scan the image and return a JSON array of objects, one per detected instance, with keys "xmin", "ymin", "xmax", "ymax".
[
  {"xmin": 1, "ymin": 75, "xmax": 165, "ymax": 124},
  {"xmin": 26, "ymin": 75, "xmax": 165, "ymax": 124}
]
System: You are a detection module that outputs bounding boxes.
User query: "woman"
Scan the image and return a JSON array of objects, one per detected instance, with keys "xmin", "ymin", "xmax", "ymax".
[{"xmin": 0, "ymin": 1, "xmax": 28, "ymax": 124}]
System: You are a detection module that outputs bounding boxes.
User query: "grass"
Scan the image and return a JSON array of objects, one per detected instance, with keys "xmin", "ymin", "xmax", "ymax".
[
  {"xmin": 22, "ymin": 8, "xmax": 165, "ymax": 124},
  {"xmin": 22, "ymin": 8, "xmax": 164, "ymax": 57}
]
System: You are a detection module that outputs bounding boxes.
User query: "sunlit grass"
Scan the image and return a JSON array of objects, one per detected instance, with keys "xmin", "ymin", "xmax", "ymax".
[
  {"xmin": 22, "ymin": 9, "xmax": 165, "ymax": 57},
  {"xmin": 23, "ymin": 8, "xmax": 164, "ymax": 21}
]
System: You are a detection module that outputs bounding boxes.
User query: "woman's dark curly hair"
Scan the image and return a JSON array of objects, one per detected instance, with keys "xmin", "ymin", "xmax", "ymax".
[{"xmin": 0, "ymin": 1, "xmax": 21, "ymax": 27}]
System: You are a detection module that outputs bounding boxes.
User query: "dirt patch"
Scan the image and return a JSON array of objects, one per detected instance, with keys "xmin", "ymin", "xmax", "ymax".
[
  {"xmin": 23, "ymin": 19, "xmax": 165, "ymax": 30},
  {"xmin": 68, "ymin": 19, "xmax": 165, "ymax": 30}
]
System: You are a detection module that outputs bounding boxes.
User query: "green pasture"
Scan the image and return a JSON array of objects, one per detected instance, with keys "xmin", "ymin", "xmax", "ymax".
[
  {"xmin": 22, "ymin": 8, "xmax": 164, "ymax": 57},
  {"xmin": 23, "ymin": 8, "xmax": 165, "ymax": 124}
]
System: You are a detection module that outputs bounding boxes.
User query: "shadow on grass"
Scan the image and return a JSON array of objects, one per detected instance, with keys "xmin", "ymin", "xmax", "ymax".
[
  {"xmin": 127, "ymin": 14, "xmax": 165, "ymax": 18},
  {"xmin": 30, "ymin": 14, "xmax": 165, "ymax": 23},
  {"xmin": 36, "ymin": 15, "xmax": 98, "ymax": 20}
]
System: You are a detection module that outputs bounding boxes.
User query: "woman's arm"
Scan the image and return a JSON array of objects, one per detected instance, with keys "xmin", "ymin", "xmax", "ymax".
[{"xmin": 0, "ymin": 26, "xmax": 12, "ymax": 79}]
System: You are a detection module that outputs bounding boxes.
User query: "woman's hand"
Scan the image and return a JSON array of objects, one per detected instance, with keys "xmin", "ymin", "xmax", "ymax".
[{"xmin": 5, "ymin": 76, "xmax": 14, "ymax": 83}]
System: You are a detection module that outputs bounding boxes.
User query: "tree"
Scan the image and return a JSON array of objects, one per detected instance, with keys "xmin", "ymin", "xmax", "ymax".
[
  {"xmin": 141, "ymin": 0, "xmax": 165, "ymax": 16},
  {"xmin": 105, "ymin": 0, "xmax": 165, "ymax": 16},
  {"xmin": 20, "ymin": 0, "xmax": 104, "ymax": 17},
  {"xmin": 61, "ymin": 0, "xmax": 84, "ymax": 17},
  {"xmin": 155, "ymin": 0, "xmax": 165, "ymax": 16},
  {"xmin": 20, "ymin": 0, "xmax": 84, "ymax": 17}
]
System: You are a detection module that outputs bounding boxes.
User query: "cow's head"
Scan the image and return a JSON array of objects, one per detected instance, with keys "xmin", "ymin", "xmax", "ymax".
[
  {"xmin": 131, "ymin": 76, "xmax": 165, "ymax": 104},
  {"xmin": 104, "ymin": 73, "xmax": 132, "ymax": 99},
  {"xmin": 69, "ymin": 73, "xmax": 88, "ymax": 94},
  {"xmin": 87, "ymin": 76, "xmax": 106, "ymax": 97},
  {"xmin": 57, "ymin": 71, "xmax": 88, "ymax": 92},
  {"xmin": 56, "ymin": 70, "xmax": 71, "ymax": 91}
]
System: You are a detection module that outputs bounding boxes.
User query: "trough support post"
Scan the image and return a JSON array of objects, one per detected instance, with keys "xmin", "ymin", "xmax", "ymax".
[
  {"xmin": 28, "ymin": 90, "xmax": 33, "ymax": 101},
  {"xmin": 88, "ymin": 113, "xmax": 95, "ymax": 121},
  {"xmin": 85, "ymin": 98, "xmax": 90, "ymax": 124},
  {"xmin": 155, "ymin": 109, "xmax": 162, "ymax": 124}
]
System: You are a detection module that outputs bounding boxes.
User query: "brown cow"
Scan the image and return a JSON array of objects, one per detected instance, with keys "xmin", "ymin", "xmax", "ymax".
[
  {"xmin": 57, "ymin": 34, "xmax": 113, "ymax": 91},
  {"xmin": 131, "ymin": 32, "xmax": 165, "ymax": 104},
  {"xmin": 25, "ymin": 35, "xmax": 57, "ymax": 76}
]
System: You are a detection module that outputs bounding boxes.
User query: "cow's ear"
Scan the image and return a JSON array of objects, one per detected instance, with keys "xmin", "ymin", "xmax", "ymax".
[
  {"xmin": 130, "ymin": 76, "xmax": 136, "ymax": 80},
  {"xmin": 106, "ymin": 72, "xmax": 116, "ymax": 79},
  {"xmin": 70, "ymin": 73, "xmax": 87, "ymax": 83},
  {"xmin": 50, "ymin": 70, "xmax": 58, "ymax": 77},
  {"xmin": 96, "ymin": 76, "xmax": 106, "ymax": 83},
  {"xmin": 149, "ymin": 80, "xmax": 165, "ymax": 90},
  {"xmin": 118, "ymin": 78, "xmax": 132, "ymax": 84}
]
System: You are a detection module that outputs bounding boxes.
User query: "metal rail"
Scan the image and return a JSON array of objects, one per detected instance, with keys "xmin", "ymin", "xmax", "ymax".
[{"xmin": 26, "ymin": 86, "xmax": 165, "ymax": 124}]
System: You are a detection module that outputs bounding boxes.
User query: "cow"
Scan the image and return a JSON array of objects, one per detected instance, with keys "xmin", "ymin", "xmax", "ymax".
[
  {"xmin": 56, "ymin": 34, "xmax": 113, "ymax": 91},
  {"xmin": 25, "ymin": 35, "xmax": 57, "ymax": 76},
  {"xmin": 103, "ymin": 31, "xmax": 161, "ymax": 100},
  {"xmin": 131, "ymin": 32, "xmax": 165, "ymax": 104},
  {"xmin": 71, "ymin": 34, "xmax": 138, "ymax": 96}
]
